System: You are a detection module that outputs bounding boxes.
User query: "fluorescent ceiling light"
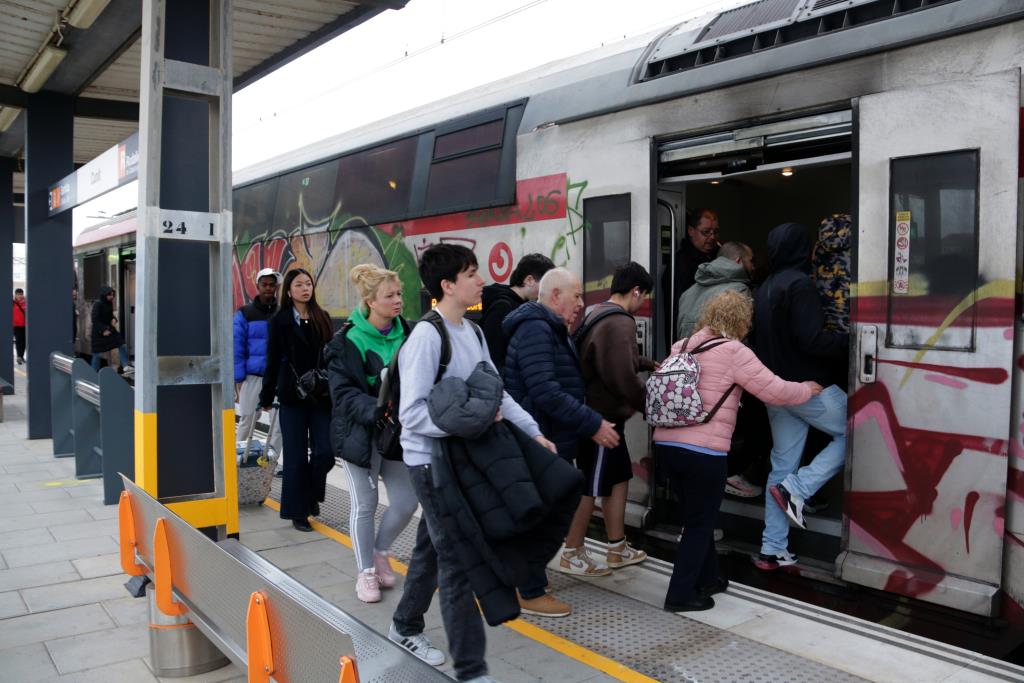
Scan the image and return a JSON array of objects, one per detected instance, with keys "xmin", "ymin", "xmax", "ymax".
[
  {"xmin": 68, "ymin": 0, "xmax": 112, "ymax": 29},
  {"xmin": 20, "ymin": 46, "xmax": 67, "ymax": 93},
  {"xmin": 0, "ymin": 107, "xmax": 20, "ymax": 132}
]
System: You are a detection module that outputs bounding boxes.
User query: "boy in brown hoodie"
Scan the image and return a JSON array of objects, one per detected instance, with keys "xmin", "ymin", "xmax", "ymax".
[{"xmin": 560, "ymin": 262, "xmax": 656, "ymax": 575}]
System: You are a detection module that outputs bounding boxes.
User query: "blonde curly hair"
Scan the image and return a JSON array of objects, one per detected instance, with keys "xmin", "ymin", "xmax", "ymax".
[
  {"xmin": 349, "ymin": 263, "xmax": 399, "ymax": 313},
  {"xmin": 694, "ymin": 289, "xmax": 753, "ymax": 341}
]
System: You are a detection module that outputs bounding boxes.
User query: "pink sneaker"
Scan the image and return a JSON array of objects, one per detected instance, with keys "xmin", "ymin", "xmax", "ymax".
[
  {"xmin": 356, "ymin": 568, "xmax": 381, "ymax": 603},
  {"xmin": 373, "ymin": 551, "xmax": 397, "ymax": 588}
]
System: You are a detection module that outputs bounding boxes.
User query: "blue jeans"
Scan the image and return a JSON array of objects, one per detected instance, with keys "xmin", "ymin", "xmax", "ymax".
[
  {"xmin": 761, "ymin": 384, "xmax": 847, "ymax": 555},
  {"xmin": 91, "ymin": 343, "xmax": 130, "ymax": 371}
]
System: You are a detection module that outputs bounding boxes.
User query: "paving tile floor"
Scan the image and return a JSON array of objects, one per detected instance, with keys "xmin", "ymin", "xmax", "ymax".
[{"xmin": 0, "ymin": 376, "xmax": 617, "ymax": 682}]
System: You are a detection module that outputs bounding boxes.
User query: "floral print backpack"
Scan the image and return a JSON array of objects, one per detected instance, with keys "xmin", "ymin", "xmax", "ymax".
[{"xmin": 645, "ymin": 337, "xmax": 736, "ymax": 428}]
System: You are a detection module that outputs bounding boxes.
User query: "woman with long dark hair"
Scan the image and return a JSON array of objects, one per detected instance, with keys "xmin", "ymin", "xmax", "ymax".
[{"xmin": 260, "ymin": 268, "xmax": 335, "ymax": 531}]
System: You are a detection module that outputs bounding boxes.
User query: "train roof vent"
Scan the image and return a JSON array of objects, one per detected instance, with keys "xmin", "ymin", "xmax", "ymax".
[
  {"xmin": 638, "ymin": 0, "xmax": 962, "ymax": 83},
  {"xmin": 700, "ymin": 0, "xmax": 801, "ymax": 43}
]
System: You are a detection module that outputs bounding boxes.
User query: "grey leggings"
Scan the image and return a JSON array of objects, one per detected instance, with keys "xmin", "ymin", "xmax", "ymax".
[{"xmin": 341, "ymin": 457, "xmax": 418, "ymax": 571}]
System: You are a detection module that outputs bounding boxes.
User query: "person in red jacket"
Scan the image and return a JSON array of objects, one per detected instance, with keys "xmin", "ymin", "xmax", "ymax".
[
  {"xmin": 12, "ymin": 288, "xmax": 26, "ymax": 365},
  {"xmin": 654, "ymin": 290, "xmax": 821, "ymax": 612}
]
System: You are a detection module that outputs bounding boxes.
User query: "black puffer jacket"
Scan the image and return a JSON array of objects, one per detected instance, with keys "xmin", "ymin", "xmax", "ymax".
[
  {"xmin": 428, "ymin": 366, "xmax": 582, "ymax": 625},
  {"xmin": 502, "ymin": 302, "xmax": 602, "ymax": 459},
  {"xmin": 753, "ymin": 223, "xmax": 848, "ymax": 384},
  {"xmin": 90, "ymin": 286, "xmax": 122, "ymax": 353},
  {"xmin": 324, "ymin": 317, "xmax": 413, "ymax": 467}
]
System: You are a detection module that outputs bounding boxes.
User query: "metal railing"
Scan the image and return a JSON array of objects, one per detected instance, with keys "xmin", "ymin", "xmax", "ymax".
[
  {"xmin": 119, "ymin": 476, "xmax": 448, "ymax": 682},
  {"xmin": 49, "ymin": 352, "xmax": 78, "ymax": 457},
  {"xmin": 50, "ymin": 354, "xmax": 135, "ymax": 503}
]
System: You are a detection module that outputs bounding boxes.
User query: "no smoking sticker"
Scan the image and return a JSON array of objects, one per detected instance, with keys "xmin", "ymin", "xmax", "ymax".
[{"xmin": 893, "ymin": 211, "xmax": 912, "ymax": 294}]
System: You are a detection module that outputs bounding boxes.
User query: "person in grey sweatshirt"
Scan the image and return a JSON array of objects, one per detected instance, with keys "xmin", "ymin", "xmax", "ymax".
[
  {"xmin": 389, "ymin": 243, "xmax": 556, "ymax": 683},
  {"xmin": 675, "ymin": 242, "xmax": 754, "ymax": 340}
]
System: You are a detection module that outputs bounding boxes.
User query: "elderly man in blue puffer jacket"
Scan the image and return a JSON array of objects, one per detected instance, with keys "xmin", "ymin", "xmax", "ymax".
[
  {"xmin": 502, "ymin": 267, "xmax": 621, "ymax": 617},
  {"xmin": 234, "ymin": 268, "xmax": 282, "ymax": 467}
]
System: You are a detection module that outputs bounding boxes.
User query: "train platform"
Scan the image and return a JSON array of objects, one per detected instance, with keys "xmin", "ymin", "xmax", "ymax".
[{"xmin": 1, "ymin": 376, "xmax": 1022, "ymax": 682}]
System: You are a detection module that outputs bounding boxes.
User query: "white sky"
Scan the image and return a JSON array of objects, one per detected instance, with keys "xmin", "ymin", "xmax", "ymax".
[{"xmin": 74, "ymin": 0, "xmax": 742, "ymax": 234}]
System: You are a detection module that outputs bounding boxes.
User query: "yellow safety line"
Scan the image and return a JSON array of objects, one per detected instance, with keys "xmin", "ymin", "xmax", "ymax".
[{"xmin": 262, "ymin": 499, "xmax": 656, "ymax": 683}]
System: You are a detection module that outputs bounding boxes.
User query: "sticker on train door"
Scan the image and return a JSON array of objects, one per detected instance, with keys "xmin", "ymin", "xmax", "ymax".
[{"xmin": 893, "ymin": 210, "xmax": 911, "ymax": 294}]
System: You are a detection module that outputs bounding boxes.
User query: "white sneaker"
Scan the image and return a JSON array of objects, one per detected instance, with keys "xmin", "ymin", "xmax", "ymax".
[
  {"xmin": 388, "ymin": 624, "xmax": 445, "ymax": 666},
  {"xmin": 606, "ymin": 540, "xmax": 647, "ymax": 568},
  {"xmin": 725, "ymin": 474, "xmax": 763, "ymax": 498},
  {"xmin": 557, "ymin": 546, "xmax": 612, "ymax": 577}
]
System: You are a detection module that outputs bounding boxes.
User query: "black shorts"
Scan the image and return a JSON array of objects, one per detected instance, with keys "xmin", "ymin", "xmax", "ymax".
[{"xmin": 576, "ymin": 422, "xmax": 633, "ymax": 498}]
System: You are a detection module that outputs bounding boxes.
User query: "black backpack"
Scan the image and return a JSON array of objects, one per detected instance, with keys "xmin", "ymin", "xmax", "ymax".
[{"xmin": 374, "ymin": 310, "xmax": 483, "ymax": 460}]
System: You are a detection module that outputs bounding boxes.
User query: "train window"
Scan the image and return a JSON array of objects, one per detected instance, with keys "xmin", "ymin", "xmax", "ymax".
[
  {"xmin": 336, "ymin": 136, "xmax": 418, "ymax": 222},
  {"xmin": 433, "ymin": 119, "xmax": 503, "ymax": 159},
  {"xmin": 886, "ymin": 149, "xmax": 979, "ymax": 350},
  {"xmin": 582, "ymin": 194, "xmax": 631, "ymax": 298},
  {"xmin": 83, "ymin": 253, "xmax": 104, "ymax": 300},
  {"xmin": 233, "ymin": 178, "xmax": 279, "ymax": 243},
  {"xmin": 422, "ymin": 103, "xmax": 523, "ymax": 215},
  {"xmin": 425, "ymin": 149, "xmax": 502, "ymax": 211},
  {"xmin": 273, "ymin": 160, "xmax": 339, "ymax": 232}
]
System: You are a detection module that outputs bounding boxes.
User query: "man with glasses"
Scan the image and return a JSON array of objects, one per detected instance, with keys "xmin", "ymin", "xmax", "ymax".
[{"xmin": 662, "ymin": 209, "xmax": 721, "ymax": 345}]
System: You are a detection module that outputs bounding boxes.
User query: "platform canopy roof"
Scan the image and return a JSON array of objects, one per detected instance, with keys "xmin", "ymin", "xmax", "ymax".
[{"xmin": 0, "ymin": 0, "xmax": 407, "ymax": 200}]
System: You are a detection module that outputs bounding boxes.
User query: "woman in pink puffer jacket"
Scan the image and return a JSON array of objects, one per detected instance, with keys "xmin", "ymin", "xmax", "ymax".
[{"xmin": 655, "ymin": 290, "xmax": 821, "ymax": 613}]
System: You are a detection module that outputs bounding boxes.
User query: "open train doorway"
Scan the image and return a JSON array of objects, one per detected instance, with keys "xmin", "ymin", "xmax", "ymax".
[{"xmin": 651, "ymin": 110, "xmax": 853, "ymax": 574}]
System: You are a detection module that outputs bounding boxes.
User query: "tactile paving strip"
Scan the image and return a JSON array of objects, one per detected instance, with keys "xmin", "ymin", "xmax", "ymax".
[{"xmin": 269, "ymin": 478, "xmax": 867, "ymax": 683}]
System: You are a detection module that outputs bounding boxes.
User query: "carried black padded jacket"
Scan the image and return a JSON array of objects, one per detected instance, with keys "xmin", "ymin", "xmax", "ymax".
[
  {"xmin": 753, "ymin": 223, "xmax": 848, "ymax": 384},
  {"xmin": 427, "ymin": 365, "xmax": 582, "ymax": 625}
]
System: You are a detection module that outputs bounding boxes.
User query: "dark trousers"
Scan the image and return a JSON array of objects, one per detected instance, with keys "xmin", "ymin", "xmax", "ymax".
[
  {"xmin": 278, "ymin": 400, "xmax": 333, "ymax": 520},
  {"xmin": 13, "ymin": 326, "xmax": 25, "ymax": 360},
  {"xmin": 658, "ymin": 444, "xmax": 728, "ymax": 605},
  {"xmin": 728, "ymin": 394, "xmax": 770, "ymax": 477},
  {"xmin": 393, "ymin": 465, "xmax": 487, "ymax": 681}
]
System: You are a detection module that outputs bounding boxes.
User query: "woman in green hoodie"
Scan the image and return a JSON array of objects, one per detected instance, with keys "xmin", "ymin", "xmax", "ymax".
[{"xmin": 325, "ymin": 264, "xmax": 416, "ymax": 603}]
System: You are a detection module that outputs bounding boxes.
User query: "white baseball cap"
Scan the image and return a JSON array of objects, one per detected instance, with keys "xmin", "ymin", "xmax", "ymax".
[{"xmin": 255, "ymin": 267, "xmax": 281, "ymax": 284}]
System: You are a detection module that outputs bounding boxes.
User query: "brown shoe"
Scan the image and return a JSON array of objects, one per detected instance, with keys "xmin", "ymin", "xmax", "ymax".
[{"xmin": 518, "ymin": 592, "xmax": 571, "ymax": 617}]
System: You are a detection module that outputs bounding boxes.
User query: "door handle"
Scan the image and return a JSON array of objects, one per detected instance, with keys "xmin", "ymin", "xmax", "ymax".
[{"xmin": 859, "ymin": 325, "xmax": 877, "ymax": 384}]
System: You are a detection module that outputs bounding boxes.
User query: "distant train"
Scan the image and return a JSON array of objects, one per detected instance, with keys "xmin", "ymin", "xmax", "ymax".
[{"xmin": 74, "ymin": 0, "xmax": 1024, "ymax": 657}]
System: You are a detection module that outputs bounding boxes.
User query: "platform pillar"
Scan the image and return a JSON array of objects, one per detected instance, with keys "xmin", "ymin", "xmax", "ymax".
[
  {"xmin": 0, "ymin": 157, "xmax": 14, "ymax": 395},
  {"xmin": 25, "ymin": 94, "xmax": 74, "ymax": 438},
  {"xmin": 135, "ymin": 0, "xmax": 238, "ymax": 537}
]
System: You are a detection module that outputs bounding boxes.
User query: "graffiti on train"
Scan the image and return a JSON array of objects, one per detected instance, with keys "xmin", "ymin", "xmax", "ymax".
[
  {"xmin": 232, "ymin": 173, "xmax": 579, "ymax": 318},
  {"xmin": 846, "ymin": 280, "xmax": 1022, "ymax": 612}
]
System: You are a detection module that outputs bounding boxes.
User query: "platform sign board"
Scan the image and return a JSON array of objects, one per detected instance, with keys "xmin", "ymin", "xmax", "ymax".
[{"xmin": 47, "ymin": 133, "xmax": 139, "ymax": 216}]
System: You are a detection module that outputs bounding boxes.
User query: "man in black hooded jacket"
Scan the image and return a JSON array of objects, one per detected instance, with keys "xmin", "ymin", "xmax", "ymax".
[
  {"xmin": 479, "ymin": 253, "xmax": 554, "ymax": 373},
  {"xmin": 753, "ymin": 222, "xmax": 847, "ymax": 571}
]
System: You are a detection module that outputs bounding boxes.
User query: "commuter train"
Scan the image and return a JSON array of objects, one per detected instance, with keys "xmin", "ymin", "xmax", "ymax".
[{"xmin": 74, "ymin": 0, "xmax": 1024, "ymax": 658}]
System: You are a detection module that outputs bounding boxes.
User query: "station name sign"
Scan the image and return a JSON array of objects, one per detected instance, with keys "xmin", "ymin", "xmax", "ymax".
[{"xmin": 48, "ymin": 133, "xmax": 139, "ymax": 216}]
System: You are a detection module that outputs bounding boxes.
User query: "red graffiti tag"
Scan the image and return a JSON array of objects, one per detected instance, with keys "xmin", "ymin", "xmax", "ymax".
[
  {"xmin": 875, "ymin": 359, "xmax": 1009, "ymax": 384},
  {"xmin": 963, "ymin": 491, "xmax": 981, "ymax": 554},
  {"xmin": 847, "ymin": 382, "xmax": 1008, "ymax": 598},
  {"xmin": 489, "ymin": 242, "xmax": 513, "ymax": 283}
]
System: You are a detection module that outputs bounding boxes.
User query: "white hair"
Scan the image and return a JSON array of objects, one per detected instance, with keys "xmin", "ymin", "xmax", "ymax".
[{"xmin": 538, "ymin": 267, "xmax": 579, "ymax": 302}]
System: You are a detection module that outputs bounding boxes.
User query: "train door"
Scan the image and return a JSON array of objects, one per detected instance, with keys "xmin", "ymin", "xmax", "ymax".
[
  {"xmin": 121, "ymin": 256, "xmax": 136, "ymax": 355},
  {"xmin": 652, "ymin": 111, "xmax": 854, "ymax": 556},
  {"xmin": 838, "ymin": 70, "xmax": 1020, "ymax": 617}
]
